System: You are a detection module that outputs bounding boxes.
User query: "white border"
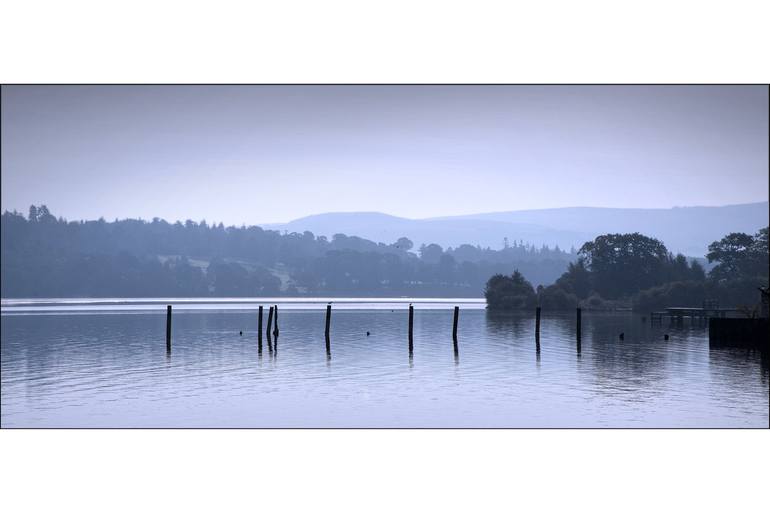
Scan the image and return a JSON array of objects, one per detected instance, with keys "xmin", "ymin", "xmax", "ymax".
[
  {"xmin": 1, "ymin": 1, "xmax": 768, "ymax": 511},
  {"xmin": 1, "ymin": 1, "xmax": 769, "ymax": 83},
  {"xmin": 1, "ymin": 430, "xmax": 769, "ymax": 512}
]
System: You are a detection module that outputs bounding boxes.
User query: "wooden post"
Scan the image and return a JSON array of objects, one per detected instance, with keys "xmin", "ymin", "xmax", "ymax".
[
  {"xmin": 408, "ymin": 304, "xmax": 414, "ymax": 355},
  {"xmin": 452, "ymin": 306, "xmax": 459, "ymax": 339},
  {"xmin": 452, "ymin": 306, "xmax": 459, "ymax": 348},
  {"xmin": 535, "ymin": 306, "xmax": 541, "ymax": 352},
  {"xmin": 266, "ymin": 306, "xmax": 274, "ymax": 351},
  {"xmin": 257, "ymin": 306, "xmax": 263, "ymax": 353},
  {"xmin": 576, "ymin": 307, "xmax": 582, "ymax": 341},
  {"xmin": 325, "ymin": 304, "xmax": 332, "ymax": 355},
  {"xmin": 166, "ymin": 305, "xmax": 172, "ymax": 353},
  {"xmin": 273, "ymin": 304, "xmax": 279, "ymax": 338}
]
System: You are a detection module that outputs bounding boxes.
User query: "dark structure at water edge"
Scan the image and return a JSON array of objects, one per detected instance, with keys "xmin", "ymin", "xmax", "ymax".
[
  {"xmin": 708, "ymin": 288, "xmax": 769, "ymax": 351},
  {"xmin": 709, "ymin": 318, "xmax": 769, "ymax": 351}
]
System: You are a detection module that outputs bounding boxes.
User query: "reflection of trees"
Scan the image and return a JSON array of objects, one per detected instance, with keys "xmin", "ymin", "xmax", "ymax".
[
  {"xmin": 580, "ymin": 315, "xmax": 673, "ymax": 397},
  {"xmin": 3, "ymin": 313, "xmax": 173, "ymax": 402},
  {"xmin": 485, "ymin": 310, "xmax": 532, "ymax": 340},
  {"xmin": 709, "ymin": 347, "xmax": 770, "ymax": 389}
]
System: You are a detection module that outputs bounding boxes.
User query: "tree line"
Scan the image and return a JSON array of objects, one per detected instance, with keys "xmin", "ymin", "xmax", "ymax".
[
  {"xmin": 2, "ymin": 205, "xmax": 575, "ymax": 297},
  {"xmin": 485, "ymin": 229, "xmax": 769, "ymax": 311}
]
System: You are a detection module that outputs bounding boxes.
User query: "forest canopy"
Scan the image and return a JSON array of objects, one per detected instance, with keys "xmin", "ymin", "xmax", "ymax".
[
  {"xmin": 485, "ymin": 230, "xmax": 768, "ymax": 311},
  {"xmin": 2, "ymin": 205, "xmax": 574, "ymax": 298},
  {"xmin": 5, "ymin": 206, "xmax": 766, "ymax": 308}
]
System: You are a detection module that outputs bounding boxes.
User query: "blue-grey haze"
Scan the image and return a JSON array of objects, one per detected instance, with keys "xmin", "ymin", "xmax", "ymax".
[
  {"xmin": 264, "ymin": 202, "xmax": 770, "ymax": 256},
  {"xmin": 1, "ymin": 85, "xmax": 767, "ymax": 226}
]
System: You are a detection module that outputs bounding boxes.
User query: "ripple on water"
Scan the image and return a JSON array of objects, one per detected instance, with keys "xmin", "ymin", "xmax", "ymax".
[{"xmin": 1, "ymin": 307, "xmax": 768, "ymax": 427}]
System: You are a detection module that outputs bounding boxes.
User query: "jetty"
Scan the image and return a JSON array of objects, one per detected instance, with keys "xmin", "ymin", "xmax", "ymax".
[{"xmin": 650, "ymin": 300, "xmax": 742, "ymax": 325}]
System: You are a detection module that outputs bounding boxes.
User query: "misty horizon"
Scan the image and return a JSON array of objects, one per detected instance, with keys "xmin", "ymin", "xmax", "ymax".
[
  {"xmin": 6, "ymin": 200, "xmax": 767, "ymax": 261},
  {"xmin": 2, "ymin": 85, "xmax": 768, "ymax": 225},
  {"xmin": 4, "ymin": 200, "xmax": 767, "ymax": 227}
]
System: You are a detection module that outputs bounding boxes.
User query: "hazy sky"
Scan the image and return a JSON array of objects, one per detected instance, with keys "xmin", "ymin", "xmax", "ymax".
[{"xmin": 2, "ymin": 85, "xmax": 767, "ymax": 225}]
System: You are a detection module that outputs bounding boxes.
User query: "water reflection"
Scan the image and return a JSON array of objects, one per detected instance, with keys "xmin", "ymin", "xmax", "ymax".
[
  {"xmin": 1, "ymin": 309, "xmax": 767, "ymax": 427},
  {"xmin": 583, "ymin": 314, "xmax": 675, "ymax": 399},
  {"xmin": 485, "ymin": 311, "xmax": 531, "ymax": 340}
]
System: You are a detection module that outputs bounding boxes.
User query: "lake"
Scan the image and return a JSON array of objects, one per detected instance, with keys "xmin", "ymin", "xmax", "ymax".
[{"xmin": 1, "ymin": 298, "xmax": 768, "ymax": 428}]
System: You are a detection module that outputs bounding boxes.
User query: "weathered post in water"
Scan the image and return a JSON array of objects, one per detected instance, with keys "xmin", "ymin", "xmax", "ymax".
[
  {"xmin": 166, "ymin": 305, "xmax": 172, "ymax": 353},
  {"xmin": 452, "ymin": 306, "xmax": 460, "ymax": 355},
  {"xmin": 273, "ymin": 304, "xmax": 279, "ymax": 338},
  {"xmin": 452, "ymin": 306, "xmax": 459, "ymax": 340},
  {"xmin": 576, "ymin": 307, "xmax": 582, "ymax": 355},
  {"xmin": 576, "ymin": 307, "xmax": 582, "ymax": 340},
  {"xmin": 258, "ymin": 306, "xmax": 263, "ymax": 353},
  {"xmin": 408, "ymin": 304, "xmax": 414, "ymax": 355},
  {"xmin": 535, "ymin": 306, "xmax": 541, "ymax": 352},
  {"xmin": 266, "ymin": 306, "xmax": 274, "ymax": 351},
  {"xmin": 325, "ymin": 304, "xmax": 332, "ymax": 355}
]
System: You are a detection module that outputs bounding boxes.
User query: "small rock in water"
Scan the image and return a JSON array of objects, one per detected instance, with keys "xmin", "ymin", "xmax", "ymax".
[
  {"xmin": 664, "ymin": 334, "xmax": 670, "ymax": 340},
  {"xmin": 366, "ymin": 331, "xmax": 370, "ymax": 336},
  {"xmin": 239, "ymin": 331, "xmax": 243, "ymax": 336}
]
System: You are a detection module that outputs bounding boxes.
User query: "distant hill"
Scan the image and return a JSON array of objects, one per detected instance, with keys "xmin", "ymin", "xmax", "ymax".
[{"xmin": 263, "ymin": 202, "xmax": 769, "ymax": 257}]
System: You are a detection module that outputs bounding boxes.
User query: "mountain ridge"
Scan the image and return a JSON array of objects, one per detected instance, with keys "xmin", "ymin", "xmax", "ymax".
[{"xmin": 262, "ymin": 201, "xmax": 769, "ymax": 257}]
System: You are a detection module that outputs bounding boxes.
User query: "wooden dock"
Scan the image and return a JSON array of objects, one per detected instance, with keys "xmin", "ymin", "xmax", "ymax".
[{"xmin": 650, "ymin": 307, "xmax": 742, "ymax": 324}]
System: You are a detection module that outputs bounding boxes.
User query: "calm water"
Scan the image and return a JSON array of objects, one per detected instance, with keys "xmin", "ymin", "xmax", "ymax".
[{"xmin": 1, "ymin": 298, "xmax": 768, "ymax": 428}]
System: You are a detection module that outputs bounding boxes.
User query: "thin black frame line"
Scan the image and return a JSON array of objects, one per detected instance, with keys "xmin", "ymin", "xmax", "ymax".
[
  {"xmin": 1, "ymin": 83, "xmax": 769, "ymax": 86},
  {"xmin": 1, "ymin": 82, "xmax": 767, "ymax": 431}
]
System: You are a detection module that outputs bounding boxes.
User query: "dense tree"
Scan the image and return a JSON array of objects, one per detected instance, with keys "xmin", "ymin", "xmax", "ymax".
[
  {"xmin": 579, "ymin": 233, "xmax": 669, "ymax": 299},
  {"xmin": 393, "ymin": 237, "xmax": 413, "ymax": 251},
  {"xmin": 707, "ymin": 228, "xmax": 769, "ymax": 281},
  {"xmin": 206, "ymin": 259, "xmax": 281, "ymax": 296},
  {"xmin": 484, "ymin": 270, "xmax": 537, "ymax": 310},
  {"xmin": 555, "ymin": 258, "xmax": 593, "ymax": 299},
  {"xmin": 1, "ymin": 205, "xmax": 576, "ymax": 298},
  {"xmin": 538, "ymin": 284, "xmax": 578, "ymax": 310},
  {"xmin": 538, "ymin": 229, "xmax": 767, "ymax": 311},
  {"xmin": 419, "ymin": 243, "xmax": 444, "ymax": 264}
]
